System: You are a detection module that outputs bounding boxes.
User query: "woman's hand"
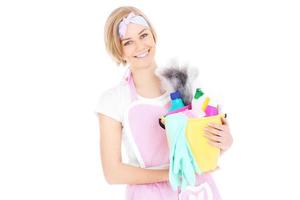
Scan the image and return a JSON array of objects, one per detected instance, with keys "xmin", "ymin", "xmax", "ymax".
[{"xmin": 203, "ymin": 116, "xmax": 233, "ymax": 153}]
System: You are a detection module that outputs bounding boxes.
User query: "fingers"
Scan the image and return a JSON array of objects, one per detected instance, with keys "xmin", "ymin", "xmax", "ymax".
[
  {"xmin": 205, "ymin": 126, "xmax": 222, "ymax": 136},
  {"xmin": 204, "ymin": 132, "xmax": 222, "ymax": 143},
  {"xmin": 204, "ymin": 127, "xmax": 224, "ymax": 149},
  {"xmin": 204, "ymin": 117, "xmax": 231, "ymax": 150},
  {"xmin": 207, "ymin": 140, "xmax": 223, "ymax": 149},
  {"xmin": 207, "ymin": 122, "xmax": 225, "ymax": 131}
]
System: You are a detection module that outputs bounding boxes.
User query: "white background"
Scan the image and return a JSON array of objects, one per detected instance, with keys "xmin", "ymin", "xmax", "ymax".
[{"xmin": 1, "ymin": 0, "xmax": 300, "ymax": 199}]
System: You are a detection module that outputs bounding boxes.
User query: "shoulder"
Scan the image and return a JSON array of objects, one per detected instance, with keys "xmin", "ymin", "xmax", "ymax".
[
  {"xmin": 95, "ymin": 81, "xmax": 131, "ymax": 122},
  {"xmin": 100, "ymin": 80, "xmax": 130, "ymax": 101}
]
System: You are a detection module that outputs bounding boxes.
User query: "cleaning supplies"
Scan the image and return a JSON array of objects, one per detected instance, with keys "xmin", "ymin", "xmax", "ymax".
[
  {"xmin": 205, "ymin": 99, "xmax": 218, "ymax": 117},
  {"xmin": 168, "ymin": 91, "xmax": 185, "ymax": 112},
  {"xmin": 191, "ymin": 88, "xmax": 209, "ymax": 117},
  {"xmin": 205, "ymin": 105, "xmax": 218, "ymax": 117}
]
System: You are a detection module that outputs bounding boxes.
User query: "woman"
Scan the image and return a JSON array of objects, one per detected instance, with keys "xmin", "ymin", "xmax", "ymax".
[{"xmin": 96, "ymin": 6, "xmax": 233, "ymax": 199}]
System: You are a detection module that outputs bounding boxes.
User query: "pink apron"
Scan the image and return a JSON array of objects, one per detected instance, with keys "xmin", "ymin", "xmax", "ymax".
[{"xmin": 123, "ymin": 70, "xmax": 222, "ymax": 200}]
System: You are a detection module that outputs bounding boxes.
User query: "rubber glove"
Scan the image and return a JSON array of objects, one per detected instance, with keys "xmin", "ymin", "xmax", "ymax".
[{"xmin": 165, "ymin": 113, "xmax": 200, "ymax": 190}]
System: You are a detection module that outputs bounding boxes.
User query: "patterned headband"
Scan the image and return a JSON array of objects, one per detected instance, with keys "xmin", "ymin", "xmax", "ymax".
[{"xmin": 118, "ymin": 12, "xmax": 149, "ymax": 39}]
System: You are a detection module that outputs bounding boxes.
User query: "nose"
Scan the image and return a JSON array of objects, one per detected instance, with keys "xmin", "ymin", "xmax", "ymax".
[{"xmin": 135, "ymin": 40, "xmax": 146, "ymax": 52}]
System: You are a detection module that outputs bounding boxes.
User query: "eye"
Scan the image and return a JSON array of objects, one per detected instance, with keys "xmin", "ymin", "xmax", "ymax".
[
  {"xmin": 123, "ymin": 41, "xmax": 132, "ymax": 46},
  {"xmin": 140, "ymin": 33, "xmax": 148, "ymax": 39}
]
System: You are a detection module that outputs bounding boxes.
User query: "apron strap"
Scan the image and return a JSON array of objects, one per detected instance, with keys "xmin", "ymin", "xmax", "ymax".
[{"xmin": 123, "ymin": 68, "xmax": 138, "ymax": 101}]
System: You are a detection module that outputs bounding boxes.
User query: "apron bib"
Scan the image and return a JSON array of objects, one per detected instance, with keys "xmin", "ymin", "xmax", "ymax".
[{"xmin": 122, "ymin": 69, "xmax": 222, "ymax": 200}]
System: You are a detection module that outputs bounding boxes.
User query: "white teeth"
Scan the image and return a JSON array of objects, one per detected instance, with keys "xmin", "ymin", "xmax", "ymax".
[{"xmin": 135, "ymin": 50, "xmax": 149, "ymax": 58}]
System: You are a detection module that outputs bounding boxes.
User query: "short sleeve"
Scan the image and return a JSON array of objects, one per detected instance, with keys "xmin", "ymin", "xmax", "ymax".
[{"xmin": 94, "ymin": 88, "xmax": 122, "ymax": 122}]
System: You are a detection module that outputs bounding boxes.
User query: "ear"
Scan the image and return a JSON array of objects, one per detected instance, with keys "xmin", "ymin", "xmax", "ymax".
[{"xmin": 122, "ymin": 55, "xmax": 127, "ymax": 63}]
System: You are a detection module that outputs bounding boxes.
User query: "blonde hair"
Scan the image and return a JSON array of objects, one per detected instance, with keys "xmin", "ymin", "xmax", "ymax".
[{"xmin": 104, "ymin": 6, "xmax": 157, "ymax": 66}]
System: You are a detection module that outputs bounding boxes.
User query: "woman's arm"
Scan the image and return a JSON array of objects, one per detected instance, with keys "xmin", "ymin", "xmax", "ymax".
[{"xmin": 98, "ymin": 114, "xmax": 169, "ymax": 185}]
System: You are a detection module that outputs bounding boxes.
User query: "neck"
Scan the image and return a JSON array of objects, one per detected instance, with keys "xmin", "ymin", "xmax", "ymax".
[{"xmin": 130, "ymin": 62, "xmax": 165, "ymax": 96}]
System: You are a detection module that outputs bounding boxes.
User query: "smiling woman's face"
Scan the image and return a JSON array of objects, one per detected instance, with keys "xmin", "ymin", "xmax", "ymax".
[{"xmin": 121, "ymin": 23, "xmax": 156, "ymax": 69}]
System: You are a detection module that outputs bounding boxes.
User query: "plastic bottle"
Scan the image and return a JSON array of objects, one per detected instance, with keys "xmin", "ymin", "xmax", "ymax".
[
  {"xmin": 168, "ymin": 91, "xmax": 185, "ymax": 112},
  {"xmin": 191, "ymin": 88, "xmax": 209, "ymax": 117},
  {"xmin": 205, "ymin": 100, "xmax": 219, "ymax": 117}
]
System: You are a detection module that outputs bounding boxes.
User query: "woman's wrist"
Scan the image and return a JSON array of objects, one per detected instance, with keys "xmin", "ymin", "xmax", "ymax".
[{"xmin": 163, "ymin": 169, "xmax": 169, "ymax": 181}]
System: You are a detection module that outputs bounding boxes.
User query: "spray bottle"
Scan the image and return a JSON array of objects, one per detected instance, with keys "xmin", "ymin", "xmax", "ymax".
[{"xmin": 191, "ymin": 88, "xmax": 209, "ymax": 117}]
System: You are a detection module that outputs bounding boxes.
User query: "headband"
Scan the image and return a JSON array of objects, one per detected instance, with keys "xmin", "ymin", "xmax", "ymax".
[{"xmin": 118, "ymin": 12, "xmax": 149, "ymax": 39}]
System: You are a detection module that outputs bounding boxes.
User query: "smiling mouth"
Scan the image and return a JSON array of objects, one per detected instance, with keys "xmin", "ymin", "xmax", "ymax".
[{"xmin": 134, "ymin": 49, "xmax": 150, "ymax": 59}]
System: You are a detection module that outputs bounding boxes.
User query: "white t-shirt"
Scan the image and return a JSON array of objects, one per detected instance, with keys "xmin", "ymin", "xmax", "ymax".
[
  {"xmin": 95, "ymin": 79, "xmax": 170, "ymax": 167},
  {"xmin": 95, "ymin": 80, "xmax": 131, "ymax": 123}
]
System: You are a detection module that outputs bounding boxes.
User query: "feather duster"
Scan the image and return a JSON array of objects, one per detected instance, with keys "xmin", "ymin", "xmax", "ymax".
[{"xmin": 155, "ymin": 60, "xmax": 199, "ymax": 105}]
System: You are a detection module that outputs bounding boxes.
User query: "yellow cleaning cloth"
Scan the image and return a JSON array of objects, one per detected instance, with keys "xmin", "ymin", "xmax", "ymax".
[{"xmin": 185, "ymin": 114, "xmax": 224, "ymax": 172}]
